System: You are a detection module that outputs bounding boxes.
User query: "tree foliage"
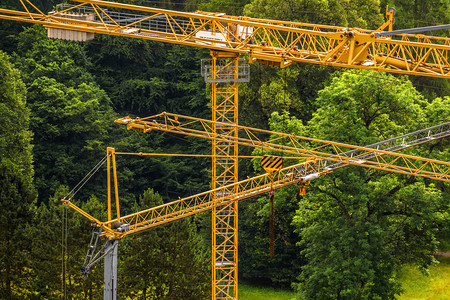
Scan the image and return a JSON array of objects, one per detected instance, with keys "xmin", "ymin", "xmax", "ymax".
[
  {"xmin": 239, "ymin": 185, "xmax": 305, "ymax": 287},
  {"xmin": 11, "ymin": 25, "xmax": 119, "ymax": 203},
  {"xmin": 119, "ymin": 189, "xmax": 211, "ymax": 299},
  {"xmin": 0, "ymin": 50, "xmax": 36, "ymax": 299},
  {"xmin": 239, "ymin": 112, "xmax": 307, "ymax": 286},
  {"xmin": 309, "ymin": 70, "xmax": 428, "ymax": 144},
  {"xmin": 0, "ymin": 0, "xmax": 449, "ymax": 298},
  {"xmin": 244, "ymin": 0, "xmax": 383, "ymax": 28},
  {"xmin": 238, "ymin": 0, "xmax": 387, "ymax": 128},
  {"xmin": 293, "ymin": 69, "xmax": 449, "ymax": 299}
]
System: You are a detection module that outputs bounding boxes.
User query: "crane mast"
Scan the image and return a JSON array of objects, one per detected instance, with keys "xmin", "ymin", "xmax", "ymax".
[
  {"xmin": 208, "ymin": 51, "xmax": 241, "ymax": 298},
  {"xmin": 61, "ymin": 119, "xmax": 449, "ymax": 299},
  {"xmin": 2, "ymin": 1, "xmax": 450, "ymax": 299}
]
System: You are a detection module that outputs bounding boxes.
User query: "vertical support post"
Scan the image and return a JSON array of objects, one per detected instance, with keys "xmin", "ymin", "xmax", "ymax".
[
  {"xmin": 269, "ymin": 178, "xmax": 275, "ymax": 258},
  {"xmin": 104, "ymin": 240, "xmax": 118, "ymax": 300},
  {"xmin": 107, "ymin": 148, "xmax": 112, "ymax": 226},
  {"xmin": 111, "ymin": 149, "xmax": 121, "ymax": 221},
  {"xmin": 211, "ymin": 51, "xmax": 240, "ymax": 300},
  {"xmin": 387, "ymin": 7, "xmax": 394, "ymax": 32},
  {"xmin": 107, "ymin": 147, "xmax": 120, "ymax": 222}
]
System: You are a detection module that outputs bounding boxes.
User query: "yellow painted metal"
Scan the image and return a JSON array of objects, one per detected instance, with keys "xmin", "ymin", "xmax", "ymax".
[
  {"xmin": 210, "ymin": 51, "xmax": 239, "ymax": 300},
  {"xmin": 261, "ymin": 155, "xmax": 283, "ymax": 174},
  {"xmin": 107, "ymin": 147, "xmax": 121, "ymax": 222},
  {"xmin": 114, "ymin": 152, "xmax": 310, "ymax": 160},
  {"xmin": 111, "ymin": 149, "xmax": 121, "ymax": 221},
  {"xmin": 73, "ymin": 142, "xmax": 448, "ymax": 241},
  {"xmin": 61, "ymin": 198, "xmax": 104, "ymax": 227},
  {"xmin": 116, "ymin": 113, "xmax": 450, "ymax": 182},
  {"xmin": 5, "ymin": 1, "xmax": 449, "ymax": 298},
  {"xmin": 107, "ymin": 148, "xmax": 112, "ymax": 225},
  {"xmin": 66, "ymin": 158, "xmax": 313, "ymax": 240},
  {"xmin": 2, "ymin": 1, "xmax": 450, "ymax": 77}
]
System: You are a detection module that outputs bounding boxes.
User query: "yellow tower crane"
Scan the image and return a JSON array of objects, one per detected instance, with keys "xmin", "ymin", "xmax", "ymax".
[
  {"xmin": 2, "ymin": 1, "xmax": 450, "ymax": 299},
  {"xmin": 63, "ymin": 120, "xmax": 449, "ymax": 299}
]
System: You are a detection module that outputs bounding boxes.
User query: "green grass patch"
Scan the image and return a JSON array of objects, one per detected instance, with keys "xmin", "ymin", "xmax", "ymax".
[
  {"xmin": 239, "ymin": 282, "xmax": 296, "ymax": 300},
  {"xmin": 239, "ymin": 256, "xmax": 449, "ymax": 300},
  {"xmin": 397, "ymin": 256, "xmax": 450, "ymax": 300}
]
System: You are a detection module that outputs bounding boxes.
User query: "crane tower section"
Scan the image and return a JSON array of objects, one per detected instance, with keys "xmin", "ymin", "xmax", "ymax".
[{"xmin": 202, "ymin": 52, "xmax": 249, "ymax": 300}]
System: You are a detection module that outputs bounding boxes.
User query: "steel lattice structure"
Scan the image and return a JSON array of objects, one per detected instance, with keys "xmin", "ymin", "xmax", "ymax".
[
  {"xmin": 115, "ymin": 113, "xmax": 450, "ymax": 182},
  {"xmin": 63, "ymin": 121, "xmax": 450, "ymax": 240},
  {"xmin": 2, "ymin": 0, "xmax": 450, "ymax": 76},
  {"xmin": 3, "ymin": 1, "xmax": 450, "ymax": 299}
]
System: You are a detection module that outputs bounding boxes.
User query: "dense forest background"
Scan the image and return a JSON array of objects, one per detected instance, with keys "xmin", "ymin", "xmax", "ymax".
[{"xmin": 0, "ymin": 0, "xmax": 449, "ymax": 299}]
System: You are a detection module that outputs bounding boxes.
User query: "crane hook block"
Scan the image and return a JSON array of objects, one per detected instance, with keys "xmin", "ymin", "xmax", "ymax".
[
  {"xmin": 261, "ymin": 155, "xmax": 283, "ymax": 174},
  {"xmin": 298, "ymin": 180, "xmax": 310, "ymax": 196}
]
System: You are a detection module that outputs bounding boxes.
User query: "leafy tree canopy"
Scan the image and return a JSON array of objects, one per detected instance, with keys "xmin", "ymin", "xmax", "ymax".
[
  {"xmin": 11, "ymin": 25, "xmax": 119, "ymax": 203},
  {"xmin": 119, "ymin": 188, "xmax": 211, "ymax": 299},
  {"xmin": 293, "ymin": 69, "xmax": 449, "ymax": 299},
  {"xmin": 0, "ymin": 50, "xmax": 36, "ymax": 299},
  {"xmin": 309, "ymin": 70, "xmax": 428, "ymax": 144},
  {"xmin": 244, "ymin": 0, "xmax": 383, "ymax": 28}
]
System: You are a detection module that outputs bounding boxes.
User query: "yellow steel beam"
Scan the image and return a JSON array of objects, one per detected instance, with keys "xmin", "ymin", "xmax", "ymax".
[
  {"xmin": 115, "ymin": 112, "xmax": 450, "ymax": 182},
  {"xmin": 81, "ymin": 145, "xmax": 447, "ymax": 240},
  {"xmin": 66, "ymin": 159, "xmax": 308, "ymax": 240},
  {"xmin": 2, "ymin": 1, "xmax": 450, "ymax": 77},
  {"xmin": 61, "ymin": 121, "xmax": 449, "ymax": 239}
]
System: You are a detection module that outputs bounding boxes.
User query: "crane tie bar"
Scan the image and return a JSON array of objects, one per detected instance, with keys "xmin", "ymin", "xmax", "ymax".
[{"xmin": 64, "ymin": 154, "xmax": 109, "ymax": 201}]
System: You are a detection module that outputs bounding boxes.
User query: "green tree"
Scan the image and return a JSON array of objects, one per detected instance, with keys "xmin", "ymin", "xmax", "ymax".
[
  {"xmin": 239, "ymin": 186, "xmax": 305, "ymax": 287},
  {"xmin": 239, "ymin": 112, "xmax": 307, "ymax": 286},
  {"xmin": 308, "ymin": 70, "xmax": 428, "ymax": 145},
  {"xmin": 0, "ymin": 50, "xmax": 36, "ymax": 299},
  {"xmin": 293, "ymin": 69, "xmax": 449, "ymax": 299},
  {"xmin": 86, "ymin": 35, "xmax": 208, "ymax": 118},
  {"xmin": 243, "ymin": 0, "xmax": 383, "ymax": 28},
  {"xmin": 85, "ymin": 33, "xmax": 211, "ymax": 202},
  {"xmin": 12, "ymin": 25, "xmax": 119, "ymax": 203},
  {"xmin": 119, "ymin": 188, "xmax": 211, "ymax": 299},
  {"xmin": 196, "ymin": 0, "xmax": 251, "ymax": 15},
  {"xmin": 26, "ymin": 186, "xmax": 107, "ymax": 299},
  {"xmin": 238, "ymin": 0, "xmax": 385, "ymax": 129},
  {"xmin": 380, "ymin": 0, "xmax": 450, "ymax": 30}
]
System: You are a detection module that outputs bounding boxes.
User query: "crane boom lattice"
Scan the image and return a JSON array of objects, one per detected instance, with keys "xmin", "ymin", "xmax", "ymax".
[
  {"xmin": 2, "ymin": 1, "xmax": 450, "ymax": 77},
  {"xmin": 115, "ymin": 113, "xmax": 450, "ymax": 182},
  {"xmin": 62, "ymin": 121, "xmax": 450, "ymax": 241}
]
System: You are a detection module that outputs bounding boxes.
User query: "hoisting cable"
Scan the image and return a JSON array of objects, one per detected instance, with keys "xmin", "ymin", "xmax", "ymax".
[
  {"xmin": 63, "ymin": 154, "xmax": 109, "ymax": 201},
  {"xmin": 260, "ymin": 155, "xmax": 283, "ymax": 258}
]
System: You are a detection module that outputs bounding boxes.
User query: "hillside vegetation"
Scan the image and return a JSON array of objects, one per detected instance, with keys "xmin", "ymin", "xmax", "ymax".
[{"xmin": 0, "ymin": 0, "xmax": 449, "ymax": 299}]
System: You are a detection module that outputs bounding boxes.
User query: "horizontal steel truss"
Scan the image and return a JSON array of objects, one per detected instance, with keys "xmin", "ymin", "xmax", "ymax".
[
  {"xmin": 115, "ymin": 112, "xmax": 450, "ymax": 182},
  {"xmin": 61, "ymin": 120, "xmax": 450, "ymax": 239},
  {"xmin": 2, "ymin": 0, "xmax": 450, "ymax": 77},
  {"xmin": 62, "ymin": 119, "xmax": 449, "ymax": 240}
]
